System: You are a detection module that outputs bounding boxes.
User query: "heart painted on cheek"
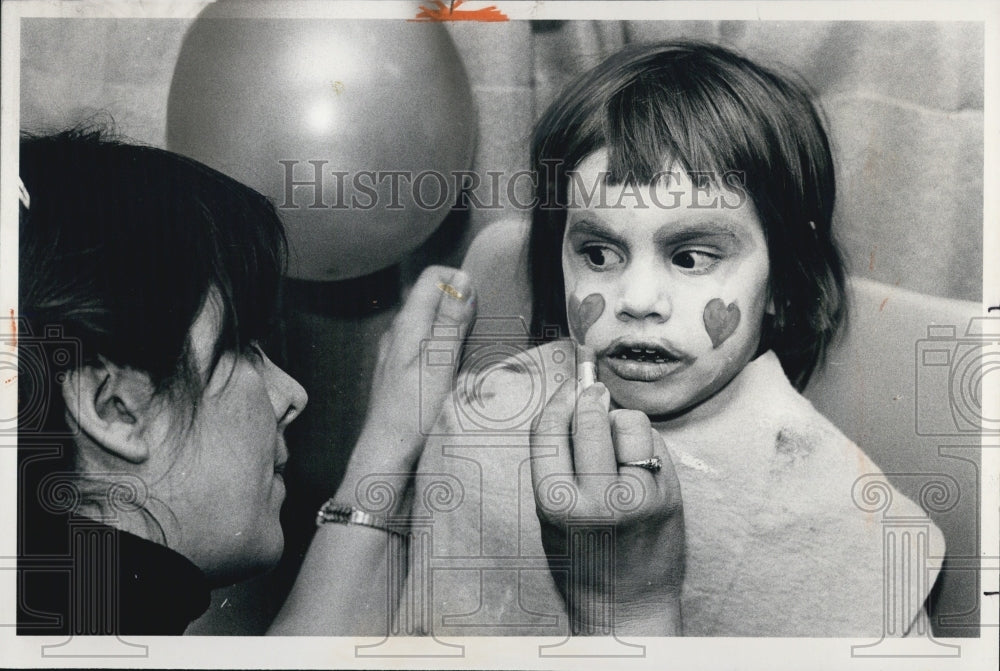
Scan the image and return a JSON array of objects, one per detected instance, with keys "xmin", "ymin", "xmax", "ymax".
[
  {"xmin": 703, "ymin": 298, "xmax": 740, "ymax": 349},
  {"xmin": 568, "ymin": 293, "xmax": 605, "ymax": 345}
]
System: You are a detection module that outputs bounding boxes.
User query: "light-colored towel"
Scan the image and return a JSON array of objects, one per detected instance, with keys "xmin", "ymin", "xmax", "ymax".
[{"xmin": 404, "ymin": 345, "xmax": 945, "ymax": 637}]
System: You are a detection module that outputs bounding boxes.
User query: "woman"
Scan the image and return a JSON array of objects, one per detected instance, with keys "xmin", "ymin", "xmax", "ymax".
[{"xmin": 17, "ymin": 128, "xmax": 683, "ymax": 636}]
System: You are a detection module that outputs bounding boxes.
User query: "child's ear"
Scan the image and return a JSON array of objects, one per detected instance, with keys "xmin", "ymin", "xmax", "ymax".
[{"xmin": 61, "ymin": 357, "xmax": 159, "ymax": 464}]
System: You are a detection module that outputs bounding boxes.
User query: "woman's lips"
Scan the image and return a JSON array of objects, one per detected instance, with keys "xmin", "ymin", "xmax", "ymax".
[{"xmin": 274, "ymin": 439, "xmax": 288, "ymax": 475}]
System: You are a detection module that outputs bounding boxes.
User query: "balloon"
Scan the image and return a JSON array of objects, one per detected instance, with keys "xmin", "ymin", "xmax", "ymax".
[{"xmin": 167, "ymin": 4, "xmax": 476, "ymax": 281}]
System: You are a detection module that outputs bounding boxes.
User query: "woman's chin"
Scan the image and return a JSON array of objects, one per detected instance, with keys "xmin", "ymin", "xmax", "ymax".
[
  {"xmin": 207, "ymin": 541, "xmax": 283, "ymax": 588},
  {"xmin": 243, "ymin": 536, "xmax": 285, "ymax": 583}
]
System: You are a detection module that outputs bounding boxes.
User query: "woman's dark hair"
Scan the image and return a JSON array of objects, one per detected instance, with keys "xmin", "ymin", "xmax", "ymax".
[
  {"xmin": 18, "ymin": 127, "xmax": 287, "ymax": 533},
  {"xmin": 528, "ymin": 40, "xmax": 846, "ymax": 389},
  {"xmin": 19, "ymin": 127, "xmax": 287, "ymax": 409}
]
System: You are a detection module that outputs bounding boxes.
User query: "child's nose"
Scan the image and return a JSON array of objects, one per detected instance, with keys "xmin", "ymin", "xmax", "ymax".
[{"xmin": 615, "ymin": 261, "xmax": 671, "ymax": 323}]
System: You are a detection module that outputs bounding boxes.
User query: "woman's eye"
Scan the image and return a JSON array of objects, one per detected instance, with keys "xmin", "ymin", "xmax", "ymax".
[
  {"xmin": 672, "ymin": 249, "xmax": 719, "ymax": 273},
  {"xmin": 245, "ymin": 341, "xmax": 266, "ymax": 363},
  {"xmin": 582, "ymin": 245, "xmax": 624, "ymax": 270}
]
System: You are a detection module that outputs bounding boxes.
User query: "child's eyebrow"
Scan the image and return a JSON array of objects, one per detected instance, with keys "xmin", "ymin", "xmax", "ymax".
[
  {"xmin": 566, "ymin": 217, "xmax": 748, "ymax": 251},
  {"xmin": 565, "ymin": 219, "xmax": 627, "ymax": 246},
  {"xmin": 653, "ymin": 220, "xmax": 744, "ymax": 247}
]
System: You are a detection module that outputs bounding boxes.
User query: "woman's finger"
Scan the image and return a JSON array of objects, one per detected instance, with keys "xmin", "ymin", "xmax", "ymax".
[
  {"xmin": 609, "ymin": 410, "xmax": 654, "ymax": 464},
  {"xmin": 570, "ymin": 383, "xmax": 616, "ymax": 476},
  {"xmin": 394, "ymin": 267, "xmax": 476, "ymax": 429},
  {"xmin": 609, "ymin": 411, "xmax": 659, "ymax": 515},
  {"xmin": 398, "ymin": 265, "xmax": 476, "ymax": 346},
  {"xmin": 648, "ymin": 428, "xmax": 681, "ymax": 505},
  {"xmin": 373, "ymin": 328, "xmax": 392, "ymax": 382},
  {"xmin": 529, "ymin": 376, "xmax": 577, "ymax": 493}
]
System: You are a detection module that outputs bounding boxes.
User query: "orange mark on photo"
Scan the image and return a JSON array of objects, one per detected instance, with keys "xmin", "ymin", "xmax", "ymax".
[
  {"xmin": 9, "ymin": 309, "xmax": 16, "ymax": 348},
  {"xmin": 4, "ymin": 375, "xmax": 16, "ymax": 385},
  {"xmin": 879, "ymin": 297, "xmax": 889, "ymax": 312},
  {"xmin": 412, "ymin": 0, "xmax": 509, "ymax": 22}
]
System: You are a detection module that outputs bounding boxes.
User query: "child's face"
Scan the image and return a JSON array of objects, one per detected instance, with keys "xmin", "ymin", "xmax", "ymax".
[{"xmin": 561, "ymin": 150, "xmax": 771, "ymax": 419}]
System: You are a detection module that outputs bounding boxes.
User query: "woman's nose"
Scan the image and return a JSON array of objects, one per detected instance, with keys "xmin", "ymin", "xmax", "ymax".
[
  {"xmin": 615, "ymin": 260, "xmax": 671, "ymax": 323},
  {"xmin": 262, "ymin": 355, "xmax": 309, "ymax": 429}
]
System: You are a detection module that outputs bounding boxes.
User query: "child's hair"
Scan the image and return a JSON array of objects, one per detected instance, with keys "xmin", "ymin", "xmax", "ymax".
[{"xmin": 528, "ymin": 40, "xmax": 846, "ymax": 390}]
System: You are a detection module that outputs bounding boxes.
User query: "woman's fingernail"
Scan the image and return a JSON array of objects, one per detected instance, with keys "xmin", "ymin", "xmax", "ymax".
[
  {"xmin": 437, "ymin": 281, "xmax": 465, "ymax": 301},
  {"xmin": 598, "ymin": 384, "xmax": 611, "ymax": 413},
  {"xmin": 584, "ymin": 382, "xmax": 610, "ymax": 413}
]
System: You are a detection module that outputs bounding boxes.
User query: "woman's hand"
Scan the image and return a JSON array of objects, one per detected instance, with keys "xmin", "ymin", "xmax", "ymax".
[
  {"xmin": 338, "ymin": 266, "xmax": 476, "ymax": 513},
  {"xmin": 529, "ymin": 369, "xmax": 685, "ymax": 636},
  {"xmin": 272, "ymin": 267, "xmax": 475, "ymax": 635}
]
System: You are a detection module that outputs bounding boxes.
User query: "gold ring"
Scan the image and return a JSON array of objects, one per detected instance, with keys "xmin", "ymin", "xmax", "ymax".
[
  {"xmin": 437, "ymin": 282, "xmax": 464, "ymax": 301},
  {"xmin": 617, "ymin": 456, "xmax": 662, "ymax": 473}
]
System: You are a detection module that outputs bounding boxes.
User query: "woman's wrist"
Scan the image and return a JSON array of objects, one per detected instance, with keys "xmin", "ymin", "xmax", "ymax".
[
  {"xmin": 568, "ymin": 589, "xmax": 683, "ymax": 636},
  {"xmin": 611, "ymin": 594, "xmax": 683, "ymax": 636},
  {"xmin": 570, "ymin": 598, "xmax": 683, "ymax": 636},
  {"xmin": 332, "ymin": 425, "xmax": 421, "ymax": 517}
]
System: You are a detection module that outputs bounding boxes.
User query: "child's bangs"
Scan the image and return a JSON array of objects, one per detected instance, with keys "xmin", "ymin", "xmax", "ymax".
[{"xmin": 603, "ymin": 61, "xmax": 765, "ymax": 191}]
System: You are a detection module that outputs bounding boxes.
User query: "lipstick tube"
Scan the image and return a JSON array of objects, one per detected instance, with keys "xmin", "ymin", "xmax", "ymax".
[{"xmin": 577, "ymin": 345, "xmax": 597, "ymax": 389}]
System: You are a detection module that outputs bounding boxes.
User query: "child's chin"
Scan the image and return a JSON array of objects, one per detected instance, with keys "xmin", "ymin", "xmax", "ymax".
[{"xmin": 607, "ymin": 381, "xmax": 697, "ymax": 419}]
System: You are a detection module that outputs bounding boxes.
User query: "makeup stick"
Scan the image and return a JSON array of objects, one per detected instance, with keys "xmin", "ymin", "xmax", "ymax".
[
  {"xmin": 578, "ymin": 345, "xmax": 597, "ymax": 389},
  {"xmin": 577, "ymin": 345, "xmax": 611, "ymax": 412}
]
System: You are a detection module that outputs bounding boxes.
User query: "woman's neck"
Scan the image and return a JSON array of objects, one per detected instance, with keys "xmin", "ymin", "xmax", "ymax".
[{"xmin": 73, "ymin": 497, "xmax": 168, "ymax": 545}]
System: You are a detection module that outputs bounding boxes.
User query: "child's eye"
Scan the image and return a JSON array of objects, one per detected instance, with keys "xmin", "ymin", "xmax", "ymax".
[
  {"xmin": 581, "ymin": 245, "xmax": 625, "ymax": 270},
  {"xmin": 672, "ymin": 249, "xmax": 720, "ymax": 273}
]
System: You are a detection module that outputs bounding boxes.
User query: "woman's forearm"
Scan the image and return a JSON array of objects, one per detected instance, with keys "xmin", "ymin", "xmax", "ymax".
[
  {"xmin": 267, "ymin": 426, "xmax": 415, "ymax": 636},
  {"xmin": 268, "ymin": 522, "xmax": 403, "ymax": 635}
]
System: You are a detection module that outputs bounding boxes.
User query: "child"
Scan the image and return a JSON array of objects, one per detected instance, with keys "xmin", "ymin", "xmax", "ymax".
[{"xmin": 404, "ymin": 40, "xmax": 945, "ymax": 637}]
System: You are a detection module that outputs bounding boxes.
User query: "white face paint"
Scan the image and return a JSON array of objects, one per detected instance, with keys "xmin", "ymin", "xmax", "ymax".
[{"xmin": 561, "ymin": 150, "xmax": 770, "ymax": 419}]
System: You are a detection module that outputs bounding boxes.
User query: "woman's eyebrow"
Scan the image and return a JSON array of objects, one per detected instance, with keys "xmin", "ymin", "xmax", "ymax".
[
  {"xmin": 653, "ymin": 220, "xmax": 744, "ymax": 247},
  {"xmin": 565, "ymin": 218, "xmax": 627, "ymax": 246}
]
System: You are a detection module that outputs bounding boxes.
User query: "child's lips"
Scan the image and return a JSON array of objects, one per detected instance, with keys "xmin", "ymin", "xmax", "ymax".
[
  {"xmin": 600, "ymin": 339, "xmax": 691, "ymax": 382},
  {"xmin": 603, "ymin": 356, "xmax": 688, "ymax": 382}
]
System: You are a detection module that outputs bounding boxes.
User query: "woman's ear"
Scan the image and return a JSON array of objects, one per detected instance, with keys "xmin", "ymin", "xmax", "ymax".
[{"xmin": 61, "ymin": 357, "xmax": 159, "ymax": 464}]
